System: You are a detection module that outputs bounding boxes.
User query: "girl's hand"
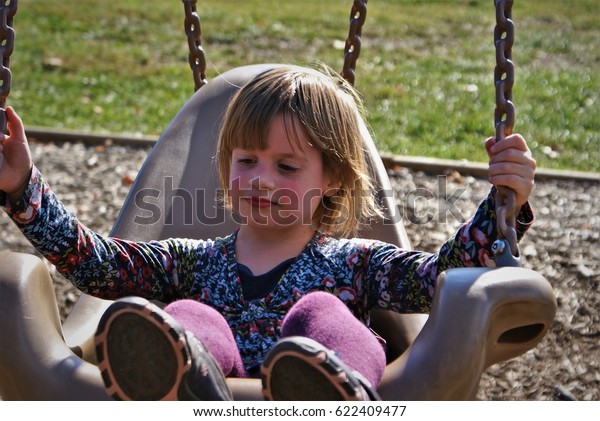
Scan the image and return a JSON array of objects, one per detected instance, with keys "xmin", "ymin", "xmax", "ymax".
[
  {"xmin": 0, "ymin": 106, "xmax": 33, "ymax": 201},
  {"xmin": 485, "ymin": 133, "xmax": 536, "ymax": 209}
]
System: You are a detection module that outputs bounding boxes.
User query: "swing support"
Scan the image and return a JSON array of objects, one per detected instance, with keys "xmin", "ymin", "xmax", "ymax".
[
  {"xmin": 0, "ymin": 0, "xmax": 17, "ymax": 135},
  {"xmin": 493, "ymin": 0, "xmax": 520, "ymax": 260},
  {"xmin": 182, "ymin": 0, "xmax": 207, "ymax": 91},
  {"xmin": 181, "ymin": 0, "xmax": 369, "ymax": 90},
  {"xmin": 340, "ymin": 0, "xmax": 368, "ymax": 86}
]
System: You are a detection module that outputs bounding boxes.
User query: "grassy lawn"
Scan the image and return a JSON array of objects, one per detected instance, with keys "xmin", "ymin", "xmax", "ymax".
[{"xmin": 7, "ymin": 0, "xmax": 599, "ymax": 172}]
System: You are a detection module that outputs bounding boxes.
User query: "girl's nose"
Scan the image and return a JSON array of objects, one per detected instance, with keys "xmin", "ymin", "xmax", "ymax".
[{"xmin": 251, "ymin": 169, "xmax": 276, "ymax": 190}]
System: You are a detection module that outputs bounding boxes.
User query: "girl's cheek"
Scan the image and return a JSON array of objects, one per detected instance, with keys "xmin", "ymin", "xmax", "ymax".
[{"xmin": 228, "ymin": 176, "xmax": 242, "ymax": 198}]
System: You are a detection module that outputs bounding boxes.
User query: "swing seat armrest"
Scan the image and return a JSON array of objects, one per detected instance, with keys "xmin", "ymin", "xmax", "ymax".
[
  {"xmin": 379, "ymin": 266, "xmax": 557, "ymax": 400},
  {"xmin": 0, "ymin": 251, "xmax": 109, "ymax": 400}
]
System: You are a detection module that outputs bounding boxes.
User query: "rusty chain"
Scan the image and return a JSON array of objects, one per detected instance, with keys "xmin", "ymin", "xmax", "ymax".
[
  {"xmin": 181, "ymin": 1, "xmax": 368, "ymax": 90},
  {"xmin": 0, "ymin": 0, "xmax": 17, "ymax": 135},
  {"xmin": 341, "ymin": 0, "xmax": 367, "ymax": 86},
  {"xmin": 182, "ymin": 0, "xmax": 207, "ymax": 91},
  {"xmin": 493, "ymin": 0, "xmax": 519, "ymax": 258}
]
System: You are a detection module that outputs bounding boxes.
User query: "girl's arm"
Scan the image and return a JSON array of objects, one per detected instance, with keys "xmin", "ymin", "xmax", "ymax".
[
  {"xmin": 0, "ymin": 108, "xmax": 205, "ymax": 302},
  {"xmin": 1, "ymin": 164, "xmax": 210, "ymax": 302},
  {"xmin": 367, "ymin": 189, "xmax": 534, "ymax": 315},
  {"xmin": 368, "ymin": 134, "xmax": 536, "ymax": 314}
]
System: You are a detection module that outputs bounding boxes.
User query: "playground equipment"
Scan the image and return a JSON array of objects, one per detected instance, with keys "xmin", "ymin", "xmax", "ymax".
[{"xmin": 0, "ymin": 0, "xmax": 556, "ymax": 400}]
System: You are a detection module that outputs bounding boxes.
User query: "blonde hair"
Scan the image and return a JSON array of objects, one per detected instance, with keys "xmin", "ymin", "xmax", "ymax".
[{"xmin": 217, "ymin": 65, "xmax": 380, "ymax": 237}]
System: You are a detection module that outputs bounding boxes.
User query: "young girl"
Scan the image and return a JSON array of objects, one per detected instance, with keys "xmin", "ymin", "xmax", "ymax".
[{"xmin": 0, "ymin": 66, "xmax": 536, "ymax": 401}]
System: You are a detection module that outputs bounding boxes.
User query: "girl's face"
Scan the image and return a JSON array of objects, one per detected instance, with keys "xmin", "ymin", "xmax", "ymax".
[{"xmin": 229, "ymin": 114, "xmax": 335, "ymax": 233}]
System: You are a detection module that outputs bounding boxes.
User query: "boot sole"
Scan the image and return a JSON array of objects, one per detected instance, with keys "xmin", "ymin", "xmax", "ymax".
[
  {"xmin": 261, "ymin": 336, "xmax": 366, "ymax": 401},
  {"xmin": 95, "ymin": 297, "xmax": 192, "ymax": 400}
]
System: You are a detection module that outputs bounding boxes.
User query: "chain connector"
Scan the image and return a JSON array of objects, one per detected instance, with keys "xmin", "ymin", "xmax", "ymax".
[{"xmin": 491, "ymin": 239, "xmax": 522, "ymax": 267}]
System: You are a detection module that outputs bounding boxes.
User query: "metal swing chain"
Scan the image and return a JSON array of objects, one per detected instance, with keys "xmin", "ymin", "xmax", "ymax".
[
  {"xmin": 492, "ymin": 0, "xmax": 521, "ymax": 264},
  {"xmin": 0, "ymin": 0, "xmax": 18, "ymax": 134},
  {"xmin": 181, "ymin": 1, "xmax": 367, "ymax": 90},
  {"xmin": 341, "ymin": 0, "xmax": 368, "ymax": 86},
  {"xmin": 182, "ymin": 0, "xmax": 207, "ymax": 92}
]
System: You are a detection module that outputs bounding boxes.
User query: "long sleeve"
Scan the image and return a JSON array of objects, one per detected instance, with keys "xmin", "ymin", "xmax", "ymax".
[
  {"xmin": 1, "ymin": 166, "xmax": 220, "ymax": 302},
  {"xmin": 363, "ymin": 188, "xmax": 534, "ymax": 314}
]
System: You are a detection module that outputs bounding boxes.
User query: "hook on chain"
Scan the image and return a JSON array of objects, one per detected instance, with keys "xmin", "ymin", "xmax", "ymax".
[{"xmin": 491, "ymin": 238, "xmax": 522, "ymax": 267}]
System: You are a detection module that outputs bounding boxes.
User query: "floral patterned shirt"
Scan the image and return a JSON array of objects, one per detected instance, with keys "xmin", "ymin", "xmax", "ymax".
[{"xmin": 1, "ymin": 166, "xmax": 534, "ymax": 370}]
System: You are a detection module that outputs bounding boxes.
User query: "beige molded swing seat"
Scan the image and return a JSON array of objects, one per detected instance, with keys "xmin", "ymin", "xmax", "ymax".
[{"xmin": 0, "ymin": 64, "xmax": 556, "ymax": 400}]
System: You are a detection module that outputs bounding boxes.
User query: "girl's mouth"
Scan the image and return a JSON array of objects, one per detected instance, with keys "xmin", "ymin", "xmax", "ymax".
[{"xmin": 244, "ymin": 196, "xmax": 277, "ymax": 208}]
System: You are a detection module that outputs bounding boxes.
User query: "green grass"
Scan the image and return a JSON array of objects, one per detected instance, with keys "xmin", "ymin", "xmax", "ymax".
[{"xmin": 7, "ymin": 0, "xmax": 599, "ymax": 172}]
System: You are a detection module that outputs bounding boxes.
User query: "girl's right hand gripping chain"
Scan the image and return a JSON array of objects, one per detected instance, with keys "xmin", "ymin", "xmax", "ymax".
[
  {"xmin": 485, "ymin": 133, "xmax": 536, "ymax": 211},
  {"xmin": 0, "ymin": 106, "xmax": 33, "ymax": 203}
]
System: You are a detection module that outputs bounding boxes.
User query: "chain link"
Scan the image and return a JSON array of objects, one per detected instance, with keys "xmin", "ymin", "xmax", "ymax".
[
  {"xmin": 0, "ymin": 0, "xmax": 18, "ymax": 134},
  {"xmin": 180, "ymin": 1, "xmax": 368, "ymax": 89},
  {"xmin": 493, "ymin": 0, "xmax": 519, "ymax": 257},
  {"xmin": 182, "ymin": 0, "xmax": 207, "ymax": 91},
  {"xmin": 341, "ymin": 0, "xmax": 367, "ymax": 86}
]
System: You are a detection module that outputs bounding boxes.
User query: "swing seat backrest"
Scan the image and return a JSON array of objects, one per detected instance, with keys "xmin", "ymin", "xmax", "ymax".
[{"xmin": 0, "ymin": 64, "xmax": 556, "ymax": 400}]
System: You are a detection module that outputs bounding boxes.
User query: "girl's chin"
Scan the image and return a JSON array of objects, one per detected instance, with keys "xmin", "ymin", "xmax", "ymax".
[{"xmin": 235, "ymin": 214, "xmax": 311, "ymax": 231}]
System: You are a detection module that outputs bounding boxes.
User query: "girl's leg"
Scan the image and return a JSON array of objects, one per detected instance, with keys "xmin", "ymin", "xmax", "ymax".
[
  {"xmin": 165, "ymin": 300, "xmax": 265, "ymax": 400},
  {"xmin": 280, "ymin": 291, "xmax": 386, "ymax": 387},
  {"xmin": 164, "ymin": 299, "xmax": 247, "ymax": 378},
  {"xmin": 261, "ymin": 291, "xmax": 385, "ymax": 400}
]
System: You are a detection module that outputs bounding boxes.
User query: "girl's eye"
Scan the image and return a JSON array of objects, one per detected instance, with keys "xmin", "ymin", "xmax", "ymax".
[
  {"xmin": 237, "ymin": 158, "xmax": 255, "ymax": 165},
  {"xmin": 279, "ymin": 163, "xmax": 298, "ymax": 172}
]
